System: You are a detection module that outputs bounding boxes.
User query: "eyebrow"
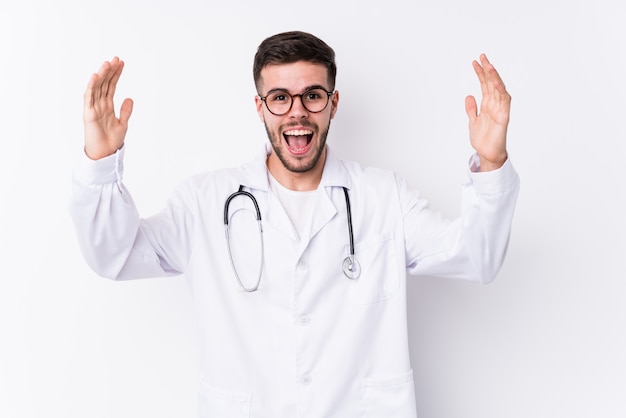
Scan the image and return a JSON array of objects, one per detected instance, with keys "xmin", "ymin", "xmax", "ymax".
[{"xmin": 263, "ymin": 84, "xmax": 329, "ymax": 96}]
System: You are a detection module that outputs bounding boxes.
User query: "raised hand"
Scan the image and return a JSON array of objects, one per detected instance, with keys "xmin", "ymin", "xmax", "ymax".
[
  {"xmin": 465, "ymin": 54, "xmax": 511, "ymax": 171},
  {"xmin": 83, "ymin": 57, "xmax": 133, "ymax": 160}
]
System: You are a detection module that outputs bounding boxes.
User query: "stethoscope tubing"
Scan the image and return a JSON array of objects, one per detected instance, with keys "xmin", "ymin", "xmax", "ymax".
[
  {"xmin": 224, "ymin": 186, "xmax": 264, "ymax": 292},
  {"xmin": 224, "ymin": 185, "xmax": 359, "ymax": 291},
  {"xmin": 224, "ymin": 186, "xmax": 261, "ymax": 224},
  {"xmin": 342, "ymin": 187, "xmax": 356, "ymax": 262}
]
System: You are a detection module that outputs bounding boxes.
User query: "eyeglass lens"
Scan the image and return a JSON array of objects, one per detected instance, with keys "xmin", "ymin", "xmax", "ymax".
[{"xmin": 263, "ymin": 88, "xmax": 331, "ymax": 115}]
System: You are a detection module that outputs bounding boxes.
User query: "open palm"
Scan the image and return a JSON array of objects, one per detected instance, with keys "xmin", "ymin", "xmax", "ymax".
[
  {"xmin": 83, "ymin": 56, "xmax": 133, "ymax": 160},
  {"xmin": 465, "ymin": 54, "xmax": 511, "ymax": 171}
]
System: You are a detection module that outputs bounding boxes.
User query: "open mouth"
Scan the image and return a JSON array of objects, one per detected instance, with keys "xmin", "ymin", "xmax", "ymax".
[{"xmin": 283, "ymin": 129, "xmax": 313, "ymax": 155}]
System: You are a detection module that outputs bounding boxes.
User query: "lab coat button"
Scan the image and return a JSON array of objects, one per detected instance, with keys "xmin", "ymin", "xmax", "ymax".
[
  {"xmin": 302, "ymin": 375, "xmax": 312, "ymax": 385},
  {"xmin": 297, "ymin": 260, "xmax": 309, "ymax": 270},
  {"xmin": 299, "ymin": 316, "xmax": 311, "ymax": 326}
]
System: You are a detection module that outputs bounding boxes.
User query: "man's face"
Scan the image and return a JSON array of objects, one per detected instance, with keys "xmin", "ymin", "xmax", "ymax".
[{"xmin": 255, "ymin": 61, "xmax": 339, "ymax": 175}]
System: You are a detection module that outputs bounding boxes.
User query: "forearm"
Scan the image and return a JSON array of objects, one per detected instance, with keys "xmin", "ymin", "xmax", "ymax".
[
  {"xmin": 459, "ymin": 156, "xmax": 520, "ymax": 282},
  {"xmin": 404, "ymin": 156, "xmax": 519, "ymax": 282},
  {"xmin": 69, "ymin": 148, "xmax": 172, "ymax": 280}
]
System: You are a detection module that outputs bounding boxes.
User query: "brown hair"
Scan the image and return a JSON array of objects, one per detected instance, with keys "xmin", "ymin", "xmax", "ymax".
[{"xmin": 253, "ymin": 31, "xmax": 337, "ymax": 92}]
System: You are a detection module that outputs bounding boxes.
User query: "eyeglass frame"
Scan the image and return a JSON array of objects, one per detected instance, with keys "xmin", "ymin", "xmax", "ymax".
[{"xmin": 258, "ymin": 86, "xmax": 334, "ymax": 116}]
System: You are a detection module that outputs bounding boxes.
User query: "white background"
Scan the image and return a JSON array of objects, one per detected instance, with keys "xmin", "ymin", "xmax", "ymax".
[{"xmin": 1, "ymin": 0, "xmax": 625, "ymax": 417}]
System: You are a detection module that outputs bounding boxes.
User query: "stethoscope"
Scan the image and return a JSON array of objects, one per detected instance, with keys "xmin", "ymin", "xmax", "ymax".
[{"xmin": 224, "ymin": 185, "xmax": 360, "ymax": 292}]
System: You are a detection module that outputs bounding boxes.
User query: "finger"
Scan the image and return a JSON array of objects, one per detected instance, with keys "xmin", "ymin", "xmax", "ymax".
[
  {"xmin": 84, "ymin": 72, "xmax": 99, "ymax": 110},
  {"xmin": 480, "ymin": 54, "xmax": 508, "ymax": 96},
  {"xmin": 90, "ymin": 60, "xmax": 109, "ymax": 103},
  {"xmin": 107, "ymin": 59, "xmax": 125, "ymax": 100},
  {"xmin": 479, "ymin": 53, "xmax": 491, "ymax": 68},
  {"xmin": 99, "ymin": 56, "xmax": 120, "ymax": 98},
  {"xmin": 465, "ymin": 95, "xmax": 478, "ymax": 122},
  {"xmin": 472, "ymin": 58, "xmax": 489, "ymax": 99},
  {"xmin": 84, "ymin": 58, "xmax": 123, "ymax": 114},
  {"xmin": 480, "ymin": 54, "xmax": 500, "ymax": 98},
  {"xmin": 119, "ymin": 98, "xmax": 134, "ymax": 126}
]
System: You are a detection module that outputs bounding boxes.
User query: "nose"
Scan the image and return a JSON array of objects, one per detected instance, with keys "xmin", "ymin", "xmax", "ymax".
[{"xmin": 288, "ymin": 94, "xmax": 309, "ymax": 118}]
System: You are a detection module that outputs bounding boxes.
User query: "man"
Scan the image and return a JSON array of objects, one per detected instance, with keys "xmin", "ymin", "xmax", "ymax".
[{"xmin": 71, "ymin": 31, "xmax": 519, "ymax": 417}]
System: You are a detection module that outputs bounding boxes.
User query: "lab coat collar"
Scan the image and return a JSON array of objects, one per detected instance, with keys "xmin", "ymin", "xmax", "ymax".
[{"xmin": 237, "ymin": 142, "xmax": 352, "ymax": 192}]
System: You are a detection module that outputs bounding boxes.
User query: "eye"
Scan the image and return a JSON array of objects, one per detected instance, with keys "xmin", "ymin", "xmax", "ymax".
[
  {"xmin": 269, "ymin": 92, "xmax": 289, "ymax": 102},
  {"xmin": 305, "ymin": 90, "xmax": 323, "ymax": 101}
]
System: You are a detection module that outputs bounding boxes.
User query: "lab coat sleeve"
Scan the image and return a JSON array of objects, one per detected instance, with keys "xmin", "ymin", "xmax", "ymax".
[
  {"xmin": 69, "ymin": 147, "xmax": 193, "ymax": 280},
  {"xmin": 403, "ymin": 155, "xmax": 520, "ymax": 283}
]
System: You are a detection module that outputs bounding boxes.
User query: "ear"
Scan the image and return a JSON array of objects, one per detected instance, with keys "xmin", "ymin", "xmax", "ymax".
[
  {"xmin": 255, "ymin": 95, "xmax": 265, "ymax": 122},
  {"xmin": 330, "ymin": 90, "xmax": 339, "ymax": 119}
]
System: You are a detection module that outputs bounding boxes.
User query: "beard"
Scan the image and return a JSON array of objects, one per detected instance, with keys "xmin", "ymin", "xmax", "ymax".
[{"xmin": 264, "ymin": 120, "xmax": 331, "ymax": 173}]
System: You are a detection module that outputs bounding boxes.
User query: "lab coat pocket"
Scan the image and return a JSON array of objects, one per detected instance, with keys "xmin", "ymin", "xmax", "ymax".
[
  {"xmin": 362, "ymin": 370, "xmax": 417, "ymax": 418},
  {"xmin": 198, "ymin": 378, "xmax": 251, "ymax": 418},
  {"xmin": 349, "ymin": 232, "xmax": 400, "ymax": 304}
]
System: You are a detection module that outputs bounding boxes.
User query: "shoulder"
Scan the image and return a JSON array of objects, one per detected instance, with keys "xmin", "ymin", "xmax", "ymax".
[
  {"xmin": 169, "ymin": 166, "xmax": 248, "ymax": 205},
  {"xmin": 339, "ymin": 157, "xmax": 402, "ymax": 191},
  {"xmin": 324, "ymin": 147, "xmax": 399, "ymax": 189}
]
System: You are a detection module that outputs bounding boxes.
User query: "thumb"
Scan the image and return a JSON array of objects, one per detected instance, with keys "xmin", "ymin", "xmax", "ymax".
[
  {"xmin": 465, "ymin": 95, "xmax": 477, "ymax": 122},
  {"xmin": 119, "ymin": 98, "xmax": 134, "ymax": 126}
]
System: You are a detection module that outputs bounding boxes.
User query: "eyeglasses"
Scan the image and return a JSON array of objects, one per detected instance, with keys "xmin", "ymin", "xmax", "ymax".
[{"xmin": 259, "ymin": 87, "xmax": 333, "ymax": 116}]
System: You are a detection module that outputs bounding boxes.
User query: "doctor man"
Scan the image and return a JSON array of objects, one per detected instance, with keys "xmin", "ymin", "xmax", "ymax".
[{"xmin": 71, "ymin": 31, "xmax": 519, "ymax": 417}]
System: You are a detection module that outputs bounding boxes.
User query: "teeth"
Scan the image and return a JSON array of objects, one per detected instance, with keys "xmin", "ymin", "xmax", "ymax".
[{"xmin": 284, "ymin": 129, "xmax": 313, "ymax": 136}]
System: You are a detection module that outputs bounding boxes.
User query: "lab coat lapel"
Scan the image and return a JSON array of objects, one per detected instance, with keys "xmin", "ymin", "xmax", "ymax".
[
  {"xmin": 304, "ymin": 147, "xmax": 353, "ymax": 252},
  {"xmin": 264, "ymin": 184, "xmax": 336, "ymax": 254},
  {"xmin": 237, "ymin": 144, "xmax": 298, "ymax": 242},
  {"xmin": 236, "ymin": 144, "xmax": 352, "ymax": 247},
  {"xmin": 304, "ymin": 147, "xmax": 352, "ymax": 251},
  {"xmin": 306, "ymin": 188, "xmax": 337, "ymax": 247},
  {"xmin": 265, "ymin": 191, "xmax": 298, "ymax": 242}
]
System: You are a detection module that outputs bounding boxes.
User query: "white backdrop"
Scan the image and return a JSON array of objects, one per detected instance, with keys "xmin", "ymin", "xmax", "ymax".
[{"xmin": 1, "ymin": 0, "xmax": 625, "ymax": 417}]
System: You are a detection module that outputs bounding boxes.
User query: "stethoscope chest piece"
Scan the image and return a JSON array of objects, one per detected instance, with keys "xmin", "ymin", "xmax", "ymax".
[{"xmin": 342, "ymin": 256, "xmax": 361, "ymax": 280}]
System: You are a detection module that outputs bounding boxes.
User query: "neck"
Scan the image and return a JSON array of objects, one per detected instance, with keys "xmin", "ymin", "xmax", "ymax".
[{"xmin": 267, "ymin": 148, "xmax": 326, "ymax": 191}]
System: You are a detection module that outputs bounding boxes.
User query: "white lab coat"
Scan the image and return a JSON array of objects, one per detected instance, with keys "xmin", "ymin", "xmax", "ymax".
[{"xmin": 70, "ymin": 144, "xmax": 520, "ymax": 418}]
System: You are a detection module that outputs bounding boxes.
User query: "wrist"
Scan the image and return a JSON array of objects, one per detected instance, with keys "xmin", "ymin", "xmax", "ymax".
[
  {"xmin": 84, "ymin": 143, "xmax": 123, "ymax": 160},
  {"xmin": 478, "ymin": 153, "xmax": 507, "ymax": 172}
]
